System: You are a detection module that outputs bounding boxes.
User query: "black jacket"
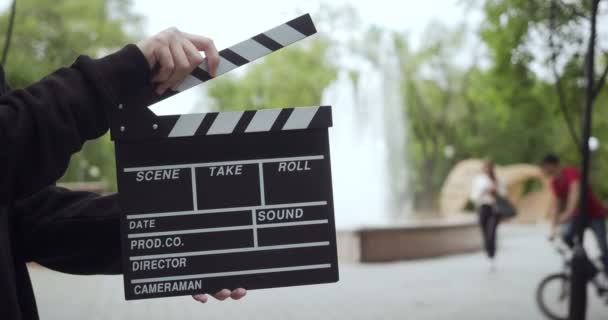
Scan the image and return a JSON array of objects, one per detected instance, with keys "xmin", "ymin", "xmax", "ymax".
[{"xmin": 0, "ymin": 44, "xmax": 152, "ymax": 320}]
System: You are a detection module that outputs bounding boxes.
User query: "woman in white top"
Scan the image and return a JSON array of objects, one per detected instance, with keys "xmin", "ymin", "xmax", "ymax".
[{"xmin": 470, "ymin": 160, "xmax": 506, "ymax": 260}]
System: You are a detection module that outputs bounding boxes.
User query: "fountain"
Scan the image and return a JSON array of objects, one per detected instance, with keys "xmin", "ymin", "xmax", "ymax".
[
  {"xmin": 322, "ymin": 33, "xmax": 411, "ymax": 229},
  {"xmin": 322, "ymin": 31, "xmax": 481, "ymax": 262}
]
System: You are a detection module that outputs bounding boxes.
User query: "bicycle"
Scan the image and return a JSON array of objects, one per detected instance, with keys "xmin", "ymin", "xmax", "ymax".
[{"xmin": 536, "ymin": 239, "xmax": 607, "ymax": 320}]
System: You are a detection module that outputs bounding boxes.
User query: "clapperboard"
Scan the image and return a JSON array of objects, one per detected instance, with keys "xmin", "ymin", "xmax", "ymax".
[{"xmin": 110, "ymin": 14, "xmax": 338, "ymax": 300}]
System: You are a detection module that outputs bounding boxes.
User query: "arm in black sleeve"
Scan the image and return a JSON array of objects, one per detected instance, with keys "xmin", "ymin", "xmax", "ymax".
[
  {"xmin": 14, "ymin": 186, "xmax": 122, "ymax": 275},
  {"xmin": 0, "ymin": 45, "xmax": 151, "ymax": 203}
]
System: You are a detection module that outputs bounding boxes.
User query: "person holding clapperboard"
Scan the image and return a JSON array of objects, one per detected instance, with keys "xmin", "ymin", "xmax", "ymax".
[{"xmin": 0, "ymin": 28, "xmax": 246, "ymax": 320}]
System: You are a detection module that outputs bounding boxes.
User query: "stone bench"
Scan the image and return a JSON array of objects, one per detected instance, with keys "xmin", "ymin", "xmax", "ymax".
[{"xmin": 337, "ymin": 216, "xmax": 482, "ymax": 263}]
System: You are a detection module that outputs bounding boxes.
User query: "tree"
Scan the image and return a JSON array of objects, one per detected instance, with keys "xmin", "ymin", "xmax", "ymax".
[
  {"xmin": 481, "ymin": 0, "xmax": 608, "ymax": 146},
  {"xmin": 0, "ymin": 0, "xmax": 143, "ymax": 189},
  {"xmin": 391, "ymin": 23, "xmax": 471, "ymax": 209},
  {"xmin": 2, "ymin": 0, "xmax": 17, "ymax": 65},
  {"xmin": 207, "ymin": 38, "xmax": 337, "ymax": 111},
  {"xmin": 478, "ymin": 0, "xmax": 608, "ymax": 197},
  {"xmin": 0, "ymin": 0, "xmax": 142, "ymax": 87}
]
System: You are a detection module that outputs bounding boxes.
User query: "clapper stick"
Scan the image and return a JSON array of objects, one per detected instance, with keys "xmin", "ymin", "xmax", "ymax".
[
  {"xmin": 112, "ymin": 13, "xmax": 317, "ymax": 141},
  {"xmin": 173, "ymin": 13, "xmax": 316, "ymax": 94}
]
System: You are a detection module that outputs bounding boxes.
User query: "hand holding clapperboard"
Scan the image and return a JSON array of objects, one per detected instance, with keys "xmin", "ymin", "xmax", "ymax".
[{"xmin": 108, "ymin": 14, "xmax": 339, "ymax": 300}]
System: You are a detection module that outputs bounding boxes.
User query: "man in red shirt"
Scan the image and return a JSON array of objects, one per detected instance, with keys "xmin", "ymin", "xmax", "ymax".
[{"xmin": 541, "ymin": 154, "xmax": 608, "ymax": 277}]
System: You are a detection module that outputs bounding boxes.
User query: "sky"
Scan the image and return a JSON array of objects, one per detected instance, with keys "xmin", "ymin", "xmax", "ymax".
[
  {"xmin": 133, "ymin": 0, "xmax": 476, "ymax": 49},
  {"xmin": 131, "ymin": 0, "xmax": 480, "ymax": 115}
]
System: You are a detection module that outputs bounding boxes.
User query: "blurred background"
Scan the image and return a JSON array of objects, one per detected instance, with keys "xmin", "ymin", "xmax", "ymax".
[{"xmin": 1, "ymin": 0, "xmax": 607, "ymax": 319}]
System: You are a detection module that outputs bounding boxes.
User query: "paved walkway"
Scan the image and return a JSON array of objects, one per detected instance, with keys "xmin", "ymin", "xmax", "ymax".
[{"xmin": 30, "ymin": 225, "xmax": 605, "ymax": 319}]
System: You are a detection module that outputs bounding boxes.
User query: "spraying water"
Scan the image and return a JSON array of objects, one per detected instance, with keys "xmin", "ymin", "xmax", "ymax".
[{"xmin": 323, "ymin": 34, "xmax": 411, "ymax": 229}]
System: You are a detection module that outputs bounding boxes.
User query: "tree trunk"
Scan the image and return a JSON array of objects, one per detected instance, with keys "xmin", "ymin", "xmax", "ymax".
[
  {"xmin": 1, "ymin": 0, "xmax": 17, "ymax": 65},
  {"xmin": 418, "ymin": 157, "xmax": 436, "ymax": 211}
]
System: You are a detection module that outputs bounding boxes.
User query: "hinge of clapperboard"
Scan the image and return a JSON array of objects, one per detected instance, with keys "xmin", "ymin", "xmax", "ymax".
[{"xmin": 110, "ymin": 13, "xmax": 332, "ymax": 142}]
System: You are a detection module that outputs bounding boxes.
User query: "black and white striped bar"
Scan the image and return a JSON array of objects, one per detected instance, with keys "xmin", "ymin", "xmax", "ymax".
[
  {"xmin": 114, "ymin": 105, "xmax": 332, "ymax": 142},
  {"xmin": 172, "ymin": 14, "xmax": 316, "ymax": 94},
  {"xmin": 169, "ymin": 105, "xmax": 327, "ymax": 137}
]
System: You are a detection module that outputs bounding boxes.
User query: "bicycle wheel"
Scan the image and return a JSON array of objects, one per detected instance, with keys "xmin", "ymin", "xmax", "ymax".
[{"xmin": 536, "ymin": 273, "xmax": 569, "ymax": 320}]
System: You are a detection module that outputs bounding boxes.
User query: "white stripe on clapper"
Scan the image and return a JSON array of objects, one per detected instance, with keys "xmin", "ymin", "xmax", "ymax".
[
  {"xmin": 126, "ymin": 200, "xmax": 327, "ymax": 219},
  {"xmin": 282, "ymin": 106, "xmax": 319, "ymax": 130},
  {"xmin": 206, "ymin": 111, "xmax": 244, "ymax": 135},
  {"xmin": 175, "ymin": 75, "xmax": 202, "ymax": 92},
  {"xmin": 123, "ymin": 155, "xmax": 325, "ymax": 173},
  {"xmin": 168, "ymin": 113, "xmax": 206, "ymax": 137},
  {"xmin": 230, "ymin": 39, "xmax": 272, "ymax": 62},
  {"xmin": 131, "ymin": 264, "xmax": 332, "ymax": 284},
  {"xmin": 245, "ymin": 108, "xmax": 281, "ymax": 133},
  {"xmin": 129, "ymin": 241, "xmax": 330, "ymax": 261},
  {"xmin": 264, "ymin": 24, "xmax": 306, "ymax": 47},
  {"xmin": 127, "ymin": 219, "xmax": 329, "ymax": 239},
  {"xmin": 200, "ymin": 56, "xmax": 238, "ymax": 77},
  {"xmin": 191, "ymin": 168, "xmax": 198, "ymax": 211},
  {"xmin": 251, "ymin": 209, "xmax": 258, "ymax": 247},
  {"xmin": 175, "ymin": 56, "xmax": 238, "ymax": 93}
]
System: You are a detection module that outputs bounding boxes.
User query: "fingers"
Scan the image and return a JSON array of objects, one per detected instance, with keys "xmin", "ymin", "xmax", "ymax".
[
  {"xmin": 138, "ymin": 27, "xmax": 218, "ymax": 95},
  {"xmin": 192, "ymin": 294, "xmax": 208, "ymax": 303},
  {"xmin": 191, "ymin": 288, "xmax": 247, "ymax": 304},
  {"xmin": 212, "ymin": 288, "xmax": 246, "ymax": 301},
  {"xmin": 230, "ymin": 288, "xmax": 247, "ymax": 300},
  {"xmin": 212, "ymin": 289, "xmax": 232, "ymax": 301},
  {"xmin": 184, "ymin": 32, "xmax": 220, "ymax": 77},
  {"xmin": 152, "ymin": 45, "xmax": 173, "ymax": 84},
  {"xmin": 155, "ymin": 41, "xmax": 191, "ymax": 94},
  {"xmin": 182, "ymin": 39, "xmax": 204, "ymax": 67}
]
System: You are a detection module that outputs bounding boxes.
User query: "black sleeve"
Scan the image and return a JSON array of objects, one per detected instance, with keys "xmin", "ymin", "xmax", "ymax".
[
  {"xmin": 0, "ymin": 44, "xmax": 151, "ymax": 204},
  {"xmin": 14, "ymin": 186, "xmax": 122, "ymax": 275}
]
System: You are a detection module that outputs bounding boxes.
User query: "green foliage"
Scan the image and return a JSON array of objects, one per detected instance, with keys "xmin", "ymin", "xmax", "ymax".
[
  {"xmin": 392, "ymin": 0, "xmax": 608, "ymax": 208},
  {"xmin": 0, "ymin": 0, "xmax": 142, "ymax": 189},
  {"xmin": 478, "ymin": 0, "xmax": 608, "ymax": 198},
  {"xmin": 0, "ymin": 0, "xmax": 142, "ymax": 87},
  {"xmin": 521, "ymin": 178, "xmax": 543, "ymax": 196},
  {"xmin": 207, "ymin": 39, "xmax": 337, "ymax": 111},
  {"xmin": 395, "ymin": 24, "xmax": 471, "ymax": 207}
]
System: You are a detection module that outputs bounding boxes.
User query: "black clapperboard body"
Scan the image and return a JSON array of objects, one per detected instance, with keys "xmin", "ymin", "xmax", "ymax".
[{"xmin": 110, "ymin": 14, "xmax": 339, "ymax": 300}]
